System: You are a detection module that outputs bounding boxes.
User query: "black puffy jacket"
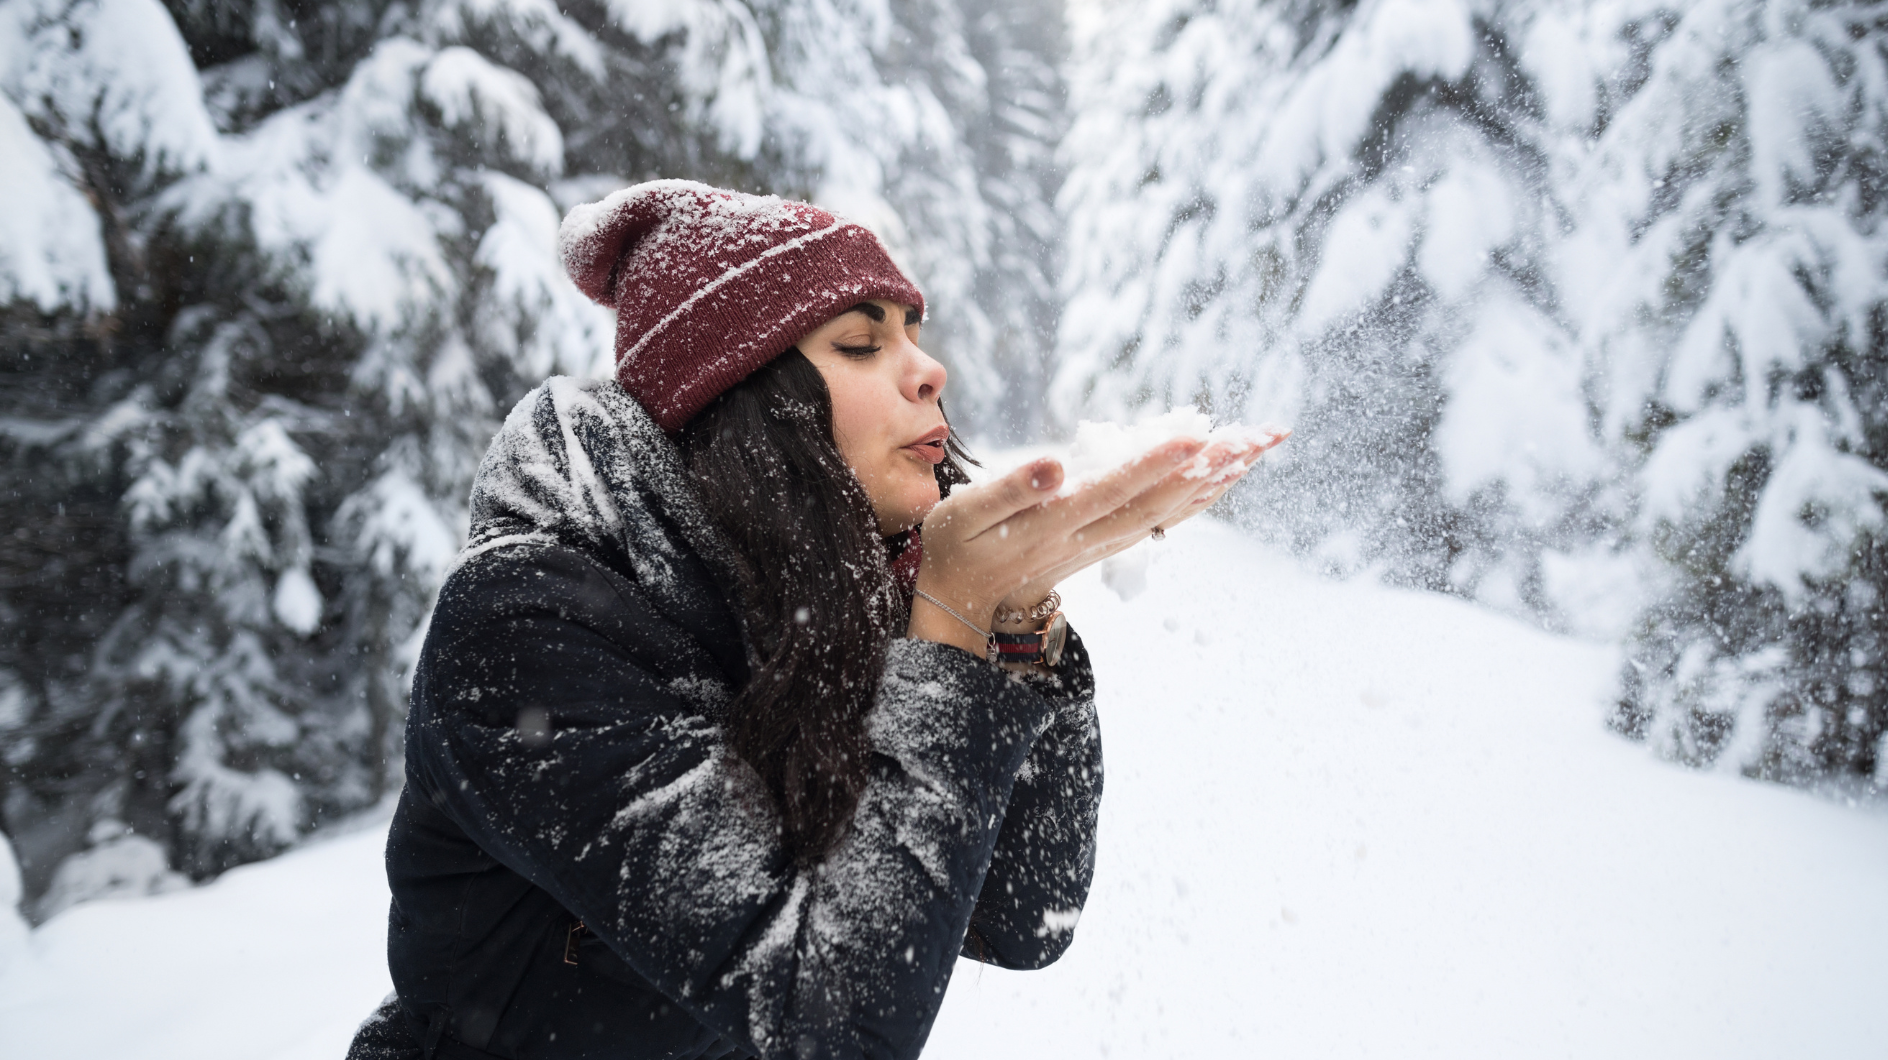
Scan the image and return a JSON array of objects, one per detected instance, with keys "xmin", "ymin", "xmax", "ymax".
[{"xmin": 346, "ymin": 378, "xmax": 1103, "ymax": 1060}]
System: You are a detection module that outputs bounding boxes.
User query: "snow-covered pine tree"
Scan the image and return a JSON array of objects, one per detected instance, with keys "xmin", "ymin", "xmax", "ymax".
[
  {"xmin": 1579, "ymin": 1, "xmax": 1888, "ymax": 786},
  {"xmin": 873, "ymin": 0, "xmax": 1068, "ymax": 440},
  {"xmin": 1059, "ymin": 0, "xmax": 1610, "ymax": 604},
  {"xmin": 0, "ymin": 0, "xmax": 627, "ymax": 912},
  {"xmin": 0, "ymin": 0, "xmax": 1067, "ymax": 916},
  {"xmin": 1057, "ymin": 0, "xmax": 1886, "ymax": 788}
]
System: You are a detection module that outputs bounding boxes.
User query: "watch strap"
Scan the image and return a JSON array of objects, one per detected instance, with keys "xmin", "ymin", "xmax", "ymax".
[
  {"xmin": 988, "ymin": 611, "xmax": 1067, "ymax": 667},
  {"xmin": 990, "ymin": 628, "xmax": 1047, "ymax": 663}
]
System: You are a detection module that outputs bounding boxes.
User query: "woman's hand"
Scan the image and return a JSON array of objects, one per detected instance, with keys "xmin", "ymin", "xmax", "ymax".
[
  {"xmin": 908, "ymin": 433, "xmax": 1280, "ymax": 654},
  {"xmin": 990, "ymin": 434, "xmax": 1280, "ymax": 622}
]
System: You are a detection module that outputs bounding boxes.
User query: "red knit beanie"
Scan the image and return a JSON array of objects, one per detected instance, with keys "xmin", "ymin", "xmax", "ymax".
[{"xmin": 558, "ymin": 179, "xmax": 926, "ymax": 432}]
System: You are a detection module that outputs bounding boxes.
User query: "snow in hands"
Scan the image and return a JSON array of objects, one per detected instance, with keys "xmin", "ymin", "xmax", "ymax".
[{"xmin": 1050, "ymin": 408, "xmax": 1292, "ymax": 499}]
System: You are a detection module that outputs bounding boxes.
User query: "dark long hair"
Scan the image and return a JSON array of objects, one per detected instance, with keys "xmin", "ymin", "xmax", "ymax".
[{"xmin": 676, "ymin": 347, "xmax": 974, "ymax": 865}]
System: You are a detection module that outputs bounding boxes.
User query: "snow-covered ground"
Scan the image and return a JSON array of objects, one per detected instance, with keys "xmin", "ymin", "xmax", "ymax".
[{"xmin": 3, "ymin": 520, "xmax": 1884, "ymax": 1059}]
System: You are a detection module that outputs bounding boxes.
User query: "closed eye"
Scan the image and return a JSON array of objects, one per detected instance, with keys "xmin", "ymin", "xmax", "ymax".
[{"xmin": 834, "ymin": 341, "xmax": 881, "ymax": 358}]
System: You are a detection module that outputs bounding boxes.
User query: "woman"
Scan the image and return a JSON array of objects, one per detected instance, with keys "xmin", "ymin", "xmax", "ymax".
[{"xmin": 347, "ymin": 181, "xmax": 1268, "ymax": 1060}]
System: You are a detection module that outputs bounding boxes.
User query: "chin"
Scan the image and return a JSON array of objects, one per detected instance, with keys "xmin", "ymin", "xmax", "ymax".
[{"xmin": 877, "ymin": 476, "xmax": 941, "ymax": 536}]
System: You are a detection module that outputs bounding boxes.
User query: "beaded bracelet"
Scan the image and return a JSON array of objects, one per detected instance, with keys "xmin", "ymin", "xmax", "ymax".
[{"xmin": 993, "ymin": 589, "xmax": 1061, "ymax": 626}]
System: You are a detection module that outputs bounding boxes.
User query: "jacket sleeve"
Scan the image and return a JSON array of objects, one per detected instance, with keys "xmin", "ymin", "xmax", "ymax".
[
  {"xmin": 407, "ymin": 543, "xmax": 1058, "ymax": 1060},
  {"xmin": 960, "ymin": 629, "xmax": 1103, "ymax": 969}
]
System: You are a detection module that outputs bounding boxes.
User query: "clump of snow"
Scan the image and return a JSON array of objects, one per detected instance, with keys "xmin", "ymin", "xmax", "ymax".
[
  {"xmin": 169, "ymin": 37, "xmax": 459, "ymax": 334},
  {"xmin": 420, "ymin": 46, "xmax": 563, "ymax": 176},
  {"xmin": 0, "ymin": 669, "xmax": 25, "ymax": 733},
  {"xmin": 426, "ymin": 0, "xmax": 608, "ymax": 80},
  {"xmin": 0, "ymin": 96, "xmax": 114, "ymax": 311},
  {"xmin": 272, "ymin": 567, "xmax": 323, "ymax": 636},
  {"xmin": 1052, "ymin": 408, "xmax": 1289, "ymax": 498},
  {"xmin": 1099, "ymin": 550, "xmax": 1149, "ymax": 601},
  {"xmin": 341, "ymin": 470, "xmax": 462, "ymax": 585},
  {"xmin": 607, "ymin": 0, "xmax": 771, "ymax": 158},
  {"xmin": 476, "ymin": 173, "xmax": 615, "ymax": 379},
  {"xmin": 1436, "ymin": 292, "xmax": 1604, "ymax": 519},
  {"xmin": 3, "ymin": 0, "xmax": 218, "ymax": 179},
  {"xmin": 34, "ymin": 822, "xmax": 187, "ymax": 922},
  {"xmin": 1296, "ymin": 186, "xmax": 1414, "ymax": 336},
  {"xmin": 1539, "ymin": 544, "xmax": 1650, "ymax": 642},
  {"xmin": 1735, "ymin": 434, "xmax": 1888, "ymax": 603}
]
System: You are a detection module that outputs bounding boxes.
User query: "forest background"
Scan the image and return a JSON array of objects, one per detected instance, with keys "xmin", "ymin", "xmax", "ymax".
[{"xmin": 0, "ymin": 0, "xmax": 1882, "ymax": 920}]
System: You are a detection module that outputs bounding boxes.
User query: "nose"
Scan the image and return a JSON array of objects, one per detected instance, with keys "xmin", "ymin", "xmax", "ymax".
[{"xmin": 901, "ymin": 339, "xmax": 947, "ymax": 405}]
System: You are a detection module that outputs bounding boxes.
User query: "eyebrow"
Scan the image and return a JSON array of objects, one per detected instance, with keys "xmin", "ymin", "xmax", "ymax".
[{"xmin": 844, "ymin": 303, "xmax": 922, "ymax": 327}]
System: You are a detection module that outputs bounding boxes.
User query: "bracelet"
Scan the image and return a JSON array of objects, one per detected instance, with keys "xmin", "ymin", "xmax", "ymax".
[
  {"xmin": 993, "ymin": 589, "xmax": 1061, "ymax": 626},
  {"xmin": 913, "ymin": 589, "xmax": 991, "ymax": 647}
]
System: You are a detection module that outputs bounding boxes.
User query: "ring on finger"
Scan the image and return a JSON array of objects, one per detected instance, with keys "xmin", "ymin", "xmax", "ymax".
[{"xmin": 1151, "ymin": 525, "xmax": 1166, "ymax": 540}]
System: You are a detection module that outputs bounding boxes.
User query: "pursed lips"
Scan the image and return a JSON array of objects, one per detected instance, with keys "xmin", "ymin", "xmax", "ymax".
[{"xmin": 901, "ymin": 426, "xmax": 949, "ymax": 465}]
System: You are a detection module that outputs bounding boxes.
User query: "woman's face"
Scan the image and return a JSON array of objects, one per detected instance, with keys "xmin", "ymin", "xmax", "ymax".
[{"xmin": 795, "ymin": 299, "xmax": 949, "ymax": 536}]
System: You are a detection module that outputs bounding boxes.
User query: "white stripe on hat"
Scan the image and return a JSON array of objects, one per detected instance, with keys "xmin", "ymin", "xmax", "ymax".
[{"xmin": 616, "ymin": 219, "xmax": 849, "ymax": 366}]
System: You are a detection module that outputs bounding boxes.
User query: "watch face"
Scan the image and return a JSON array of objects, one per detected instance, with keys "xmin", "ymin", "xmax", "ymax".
[{"xmin": 1042, "ymin": 611, "xmax": 1068, "ymax": 667}]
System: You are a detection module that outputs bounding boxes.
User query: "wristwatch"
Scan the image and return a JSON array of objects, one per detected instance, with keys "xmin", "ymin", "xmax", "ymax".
[{"xmin": 989, "ymin": 608, "xmax": 1068, "ymax": 667}]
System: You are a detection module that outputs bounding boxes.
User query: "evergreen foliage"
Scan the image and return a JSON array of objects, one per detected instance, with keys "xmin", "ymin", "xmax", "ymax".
[
  {"xmin": 0, "ymin": 0, "xmax": 1064, "ymax": 917},
  {"xmin": 10, "ymin": 0, "xmax": 1877, "ymax": 922},
  {"xmin": 1058, "ymin": 0, "xmax": 1887, "ymax": 790}
]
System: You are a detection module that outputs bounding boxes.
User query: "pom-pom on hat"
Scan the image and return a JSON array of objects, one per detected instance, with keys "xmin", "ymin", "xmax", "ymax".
[{"xmin": 559, "ymin": 179, "xmax": 926, "ymax": 432}]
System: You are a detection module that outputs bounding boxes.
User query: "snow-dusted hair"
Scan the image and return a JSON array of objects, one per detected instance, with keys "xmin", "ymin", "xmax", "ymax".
[{"xmin": 677, "ymin": 348, "xmax": 973, "ymax": 864}]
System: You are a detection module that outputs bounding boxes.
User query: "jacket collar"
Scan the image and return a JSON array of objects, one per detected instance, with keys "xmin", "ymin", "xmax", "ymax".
[{"xmin": 457, "ymin": 376, "xmax": 754, "ymax": 672}]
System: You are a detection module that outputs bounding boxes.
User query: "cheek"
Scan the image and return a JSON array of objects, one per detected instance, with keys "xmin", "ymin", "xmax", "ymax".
[
  {"xmin": 823, "ymin": 378, "xmax": 877, "ymax": 467},
  {"xmin": 826, "ymin": 400, "xmax": 883, "ymax": 479},
  {"xmin": 824, "ymin": 371, "xmax": 898, "ymax": 465}
]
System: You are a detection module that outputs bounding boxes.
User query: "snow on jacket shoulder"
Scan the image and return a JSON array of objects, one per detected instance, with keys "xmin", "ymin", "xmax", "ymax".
[{"xmin": 350, "ymin": 378, "xmax": 1102, "ymax": 1060}]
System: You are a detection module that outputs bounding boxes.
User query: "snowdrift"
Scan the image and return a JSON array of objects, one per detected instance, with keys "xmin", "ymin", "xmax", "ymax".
[{"xmin": 2, "ymin": 522, "xmax": 1882, "ymax": 1058}]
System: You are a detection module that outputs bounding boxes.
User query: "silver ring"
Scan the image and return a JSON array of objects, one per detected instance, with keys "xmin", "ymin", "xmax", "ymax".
[{"xmin": 1151, "ymin": 526, "xmax": 1166, "ymax": 541}]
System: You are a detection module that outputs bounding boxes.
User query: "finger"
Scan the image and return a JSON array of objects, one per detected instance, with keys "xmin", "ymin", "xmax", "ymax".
[
  {"xmin": 1158, "ymin": 478, "xmax": 1234, "ymax": 531},
  {"xmin": 1031, "ymin": 437, "xmax": 1206, "ymax": 537},
  {"xmin": 933, "ymin": 457, "xmax": 1064, "ymax": 538},
  {"xmin": 1118, "ymin": 440, "xmax": 1247, "ymax": 525},
  {"xmin": 1031, "ymin": 518, "xmax": 1164, "ymax": 590},
  {"xmin": 1077, "ymin": 442, "xmax": 1247, "ymax": 544},
  {"xmin": 998, "ymin": 485, "xmax": 1168, "ymax": 593},
  {"xmin": 1043, "ymin": 436, "xmax": 1275, "ymax": 577},
  {"xmin": 1041, "ymin": 449, "xmax": 1255, "ymax": 583},
  {"xmin": 1181, "ymin": 430, "xmax": 1281, "ymax": 490},
  {"xmin": 1162, "ymin": 442, "xmax": 1262, "ymax": 523},
  {"xmin": 1056, "ymin": 476, "xmax": 1218, "ymax": 585},
  {"xmin": 1157, "ymin": 448, "xmax": 1262, "ymax": 530}
]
